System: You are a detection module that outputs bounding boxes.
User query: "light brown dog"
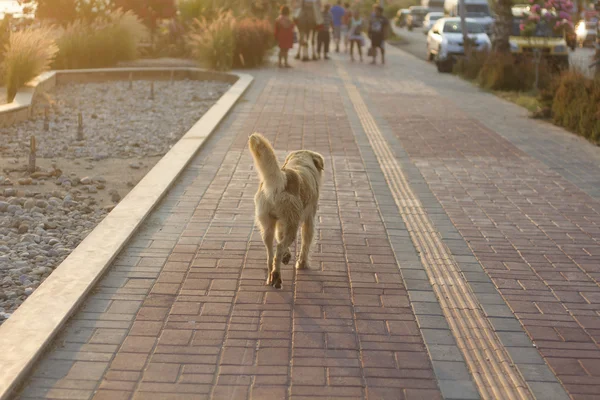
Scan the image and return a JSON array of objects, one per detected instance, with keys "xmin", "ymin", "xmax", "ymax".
[{"xmin": 248, "ymin": 133, "xmax": 324, "ymax": 289}]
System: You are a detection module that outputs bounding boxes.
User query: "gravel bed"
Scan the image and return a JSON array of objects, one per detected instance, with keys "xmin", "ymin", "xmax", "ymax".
[{"xmin": 0, "ymin": 79, "xmax": 230, "ymax": 324}]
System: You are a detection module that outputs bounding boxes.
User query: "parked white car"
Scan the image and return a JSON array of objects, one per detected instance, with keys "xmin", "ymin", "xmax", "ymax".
[
  {"xmin": 426, "ymin": 17, "xmax": 491, "ymax": 73},
  {"xmin": 423, "ymin": 12, "xmax": 444, "ymax": 34}
]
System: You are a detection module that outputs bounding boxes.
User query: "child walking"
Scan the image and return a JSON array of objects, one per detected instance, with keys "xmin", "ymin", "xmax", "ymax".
[
  {"xmin": 348, "ymin": 10, "xmax": 364, "ymax": 62},
  {"xmin": 274, "ymin": 5, "xmax": 294, "ymax": 68},
  {"xmin": 341, "ymin": 3, "xmax": 352, "ymax": 53},
  {"xmin": 317, "ymin": 4, "xmax": 333, "ymax": 59}
]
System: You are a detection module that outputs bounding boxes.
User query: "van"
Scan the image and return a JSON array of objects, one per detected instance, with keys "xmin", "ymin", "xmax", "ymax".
[
  {"xmin": 443, "ymin": 0, "xmax": 494, "ymax": 35},
  {"xmin": 422, "ymin": 0, "xmax": 444, "ymax": 13},
  {"xmin": 509, "ymin": 4, "xmax": 569, "ymax": 69}
]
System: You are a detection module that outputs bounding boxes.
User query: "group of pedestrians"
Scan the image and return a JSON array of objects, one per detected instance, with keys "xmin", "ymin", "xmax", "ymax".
[{"xmin": 274, "ymin": 1, "xmax": 391, "ymax": 68}]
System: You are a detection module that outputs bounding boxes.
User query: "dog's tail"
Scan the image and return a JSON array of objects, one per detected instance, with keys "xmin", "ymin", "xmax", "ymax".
[{"xmin": 248, "ymin": 133, "xmax": 285, "ymax": 193}]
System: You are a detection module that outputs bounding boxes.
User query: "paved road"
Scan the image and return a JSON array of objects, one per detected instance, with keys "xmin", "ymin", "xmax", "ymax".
[
  {"xmin": 14, "ymin": 45, "xmax": 600, "ymax": 400},
  {"xmin": 393, "ymin": 24, "xmax": 597, "ymax": 72}
]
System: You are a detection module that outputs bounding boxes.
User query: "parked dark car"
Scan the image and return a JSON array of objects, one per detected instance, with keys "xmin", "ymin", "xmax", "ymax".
[
  {"xmin": 407, "ymin": 6, "xmax": 429, "ymax": 30},
  {"xmin": 396, "ymin": 9, "xmax": 410, "ymax": 27}
]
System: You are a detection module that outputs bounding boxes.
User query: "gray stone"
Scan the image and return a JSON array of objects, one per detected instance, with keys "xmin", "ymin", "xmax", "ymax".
[{"xmin": 18, "ymin": 224, "xmax": 29, "ymax": 234}]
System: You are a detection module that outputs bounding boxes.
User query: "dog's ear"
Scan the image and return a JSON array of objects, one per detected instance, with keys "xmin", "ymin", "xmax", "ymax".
[{"xmin": 311, "ymin": 153, "xmax": 324, "ymax": 171}]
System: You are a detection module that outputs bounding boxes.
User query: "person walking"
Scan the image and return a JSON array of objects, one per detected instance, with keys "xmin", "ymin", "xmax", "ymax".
[
  {"xmin": 368, "ymin": 4, "xmax": 390, "ymax": 64},
  {"xmin": 330, "ymin": 0, "xmax": 345, "ymax": 52},
  {"xmin": 341, "ymin": 3, "xmax": 353, "ymax": 53},
  {"xmin": 348, "ymin": 9, "xmax": 364, "ymax": 62},
  {"xmin": 275, "ymin": 5, "xmax": 295, "ymax": 68},
  {"xmin": 317, "ymin": 4, "xmax": 333, "ymax": 59}
]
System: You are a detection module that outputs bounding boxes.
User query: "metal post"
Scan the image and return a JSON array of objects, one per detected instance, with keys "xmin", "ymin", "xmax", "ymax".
[
  {"xmin": 533, "ymin": 48, "xmax": 541, "ymax": 92},
  {"xmin": 458, "ymin": 0, "xmax": 470, "ymax": 59},
  {"xmin": 150, "ymin": 81, "xmax": 155, "ymax": 100},
  {"xmin": 77, "ymin": 112, "xmax": 84, "ymax": 141},
  {"xmin": 28, "ymin": 136, "xmax": 36, "ymax": 173},
  {"xmin": 43, "ymin": 106, "xmax": 49, "ymax": 131}
]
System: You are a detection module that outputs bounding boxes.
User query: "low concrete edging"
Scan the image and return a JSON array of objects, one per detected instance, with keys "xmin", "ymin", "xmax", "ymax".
[
  {"xmin": 0, "ymin": 67, "xmax": 239, "ymax": 128},
  {"xmin": 0, "ymin": 67, "xmax": 253, "ymax": 400}
]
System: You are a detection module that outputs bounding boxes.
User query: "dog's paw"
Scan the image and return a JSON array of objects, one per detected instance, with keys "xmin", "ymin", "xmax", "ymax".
[
  {"xmin": 282, "ymin": 250, "xmax": 292, "ymax": 265},
  {"xmin": 270, "ymin": 270, "xmax": 283, "ymax": 289},
  {"xmin": 295, "ymin": 260, "xmax": 309, "ymax": 270}
]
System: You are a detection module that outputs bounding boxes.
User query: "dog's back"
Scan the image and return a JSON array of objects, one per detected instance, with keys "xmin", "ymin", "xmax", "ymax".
[{"xmin": 248, "ymin": 133, "xmax": 324, "ymax": 204}]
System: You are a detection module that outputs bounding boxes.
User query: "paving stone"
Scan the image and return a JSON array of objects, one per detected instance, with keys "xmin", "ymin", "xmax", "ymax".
[
  {"xmin": 408, "ymin": 290, "xmax": 438, "ymax": 303},
  {"xmin": 506, "ymin": 347, "xmax": 546, "ymax": 365},
  {"xmin": 432, "ymin": 361, "xmax": 472, "ymax": 381},
  {"xmin": 421, "ymin": 329, "xmax": 457, "ymax": 346},
  {"xmin": 518, "ymin": 364, "xmax": 560, "ymax": 383},
  {"xmin": 412, "ymin": 302, "xmax": 444, "ymax": 316},
  {"xmin": 426, "ymin": 345, "xmax": 466, "ymax": 362},
  {"xmin": 416, "ymin": 315, "xmax": 449, "ymax": 330},
  {"xmin": 437, "ymin": 379, "xmax": 480, "ymax": 400}
]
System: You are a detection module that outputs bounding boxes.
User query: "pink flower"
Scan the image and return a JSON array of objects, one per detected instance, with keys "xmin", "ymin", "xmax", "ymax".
[
  {"xmin": 520, "ymin": 22, "xmax": 526, "ymax": 31},
  {"xmin": 558, "ymin": 10, "xmax": 570, "ymax": 19},
  {"xmin": 531, "ymin": 4, "xmax": 541, "ymax": 13}
]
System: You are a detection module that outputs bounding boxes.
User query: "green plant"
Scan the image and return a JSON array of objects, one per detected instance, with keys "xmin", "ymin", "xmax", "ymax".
[
  {"xmin": 478, "ymin": 52, "xmax": 551, "ymax": 92},
  {"xmin": 52, "ymin": 10, "xmax": 148, "ymax": 69},
  {"xmin": 187, "ymin": 11, "xmax": 236, "ymax": 71},
  {"xmin": 233, "ymin": 17, "xmax": 273, "ymax": 68},
  {"xmin": 453, "ymin": 51, "xmax": 488, "ymax": 81},
  {"xmin": 2, "ymin": 26, "xmax": 58, "ymax": 102},
  {"xmin": 551, "ymin": 71, "xmax": 600, "ymax": 142}
]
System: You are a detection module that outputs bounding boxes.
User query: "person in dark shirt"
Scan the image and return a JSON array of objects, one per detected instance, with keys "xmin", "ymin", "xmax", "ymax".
[
  {"xmin": 368, "ymin": 4, "xmax": 390, "ymax": 64},
  {"xmin": 317, "ymin": 4, "xmax": 333, "ymax": 59}
]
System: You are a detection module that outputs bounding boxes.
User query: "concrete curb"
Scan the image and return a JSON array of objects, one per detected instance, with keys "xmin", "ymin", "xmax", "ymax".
[{"xmin": 0, "ymin": 68, "xmax": 253, "ymax": 400}]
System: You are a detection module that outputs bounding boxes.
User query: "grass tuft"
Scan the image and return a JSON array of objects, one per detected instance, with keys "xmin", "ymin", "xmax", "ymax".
[{"xmin": 3, "ymin": 26, "xmax": 58, "ymax": 102}]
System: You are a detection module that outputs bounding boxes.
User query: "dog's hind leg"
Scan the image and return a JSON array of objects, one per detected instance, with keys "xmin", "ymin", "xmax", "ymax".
[
  {"xmin": 259, "ymin": 214, "xmax": 276, "ymax": 286},
  {"xmin": 271, "ymin": 222, "xmax": 298, "ymax": 289},
  {"xmin": 296, "ymin": 214, "xmax": 315, "ymax": 270},
  {"xmin": 275, "ymin": 224, "xmax": 292, "ymax": 265}
]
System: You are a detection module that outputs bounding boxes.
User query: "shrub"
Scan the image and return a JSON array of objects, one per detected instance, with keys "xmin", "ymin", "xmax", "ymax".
[
  {"xmin": 453, "ymin": 51, "xmax": 488, "ymax": 81},
  {"xmin": 478, "ymin": 52, "xmax": 551, "ymax": 92},
  {"xmin": 187, "ymin": 11, "xmax": 236, "ymax": 71},
  {"xmin": 551, "ymin": 71, "xmax": 600, "ymax": 142},
  {"xmin": 52, "ymin": 10, "xmax": 147, "ymax": 69},
  {"xmin": 2, "ymin": 26, "xmax": 58, "ymax": 102},
  {"xmin": 233, "ymin": 18, "xmax": 273, "ymax": 68}
]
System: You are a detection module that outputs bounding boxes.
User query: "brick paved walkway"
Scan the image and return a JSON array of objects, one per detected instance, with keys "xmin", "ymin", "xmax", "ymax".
[{"xmin": 15, "ymin": 46, "xmax": 600, "ymax": 400}]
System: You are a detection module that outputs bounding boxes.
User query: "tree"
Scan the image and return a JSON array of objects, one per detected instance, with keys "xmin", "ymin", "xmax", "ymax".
[
  {"xmin": 113, "ymin": 0, "xmax": 176, "ymax": 33},
  {"xmin": 18, "ymin": 0, "xmax": 111, "ymax": 24},
  {"xmin": 492, "ymin": 0, "xmax": 514, "ymax": 53},
  {"xmin": 19, "ymin": 0, "xmax": 78, "ymax": 24}
]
